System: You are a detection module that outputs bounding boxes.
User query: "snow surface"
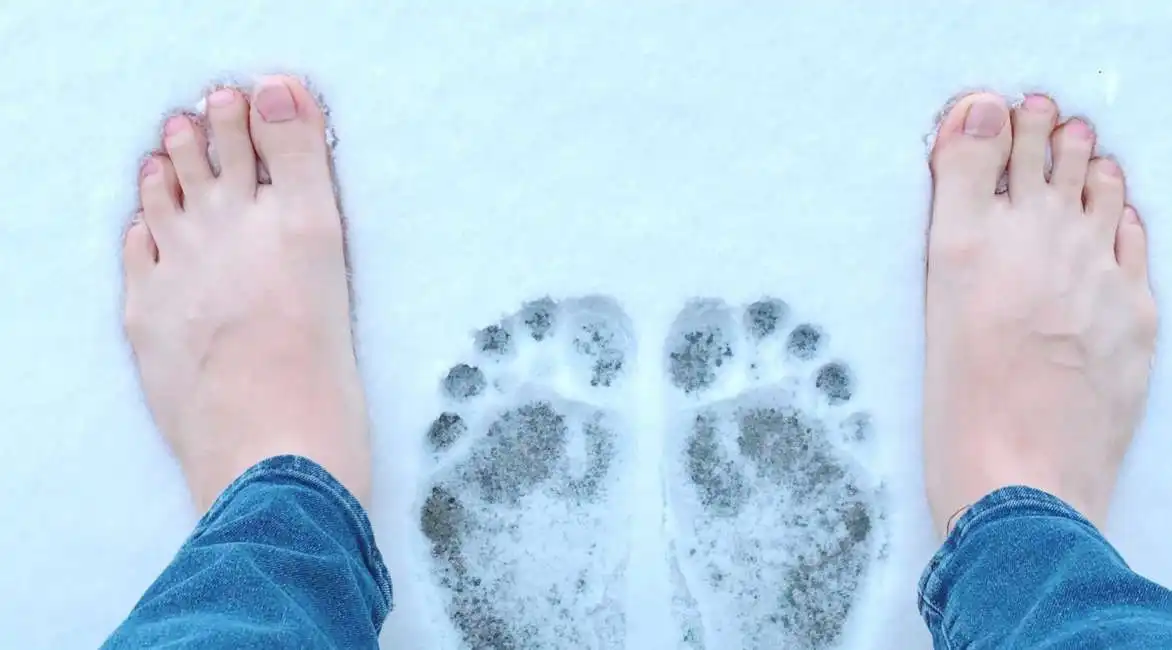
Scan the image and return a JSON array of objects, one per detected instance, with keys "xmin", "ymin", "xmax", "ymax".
[{"xmin": 3, "ymin": 1, "xmax": 1172, "ymax": 648}]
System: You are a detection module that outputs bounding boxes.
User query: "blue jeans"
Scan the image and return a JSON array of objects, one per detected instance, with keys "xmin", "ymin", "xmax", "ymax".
[
  {"xmin": 103, "ymin": 458, "xmax": 1172, "ymax": 649},
  {"xmin": 102, "ymin": 456, "xmax": 392, "ymax": 649},
  {"xmin": 919, "ymin": 486, "xmax": 1172, "ymax": 648}
]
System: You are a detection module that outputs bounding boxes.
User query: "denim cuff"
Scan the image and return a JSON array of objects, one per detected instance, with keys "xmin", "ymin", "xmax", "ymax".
[
  {"xmin": 917, "ymin": 485, "xmax": 1105, "ymax": 621},
  {"xmin": 192, "ymin": 455, "xmax": 394, "ymax": 614}
]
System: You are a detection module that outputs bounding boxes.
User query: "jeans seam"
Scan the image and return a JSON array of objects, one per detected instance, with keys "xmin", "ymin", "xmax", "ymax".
[
  {"xmin": 917, "ymin": 596, "xmax": 953, "ymax": 650},
  {"xmin": 919, "ymin": 552, "xmax": 949, "ymax": 620},
  {"xmin": 951, "ymin": 500, "xmax": 1104, "ymax": 554}
]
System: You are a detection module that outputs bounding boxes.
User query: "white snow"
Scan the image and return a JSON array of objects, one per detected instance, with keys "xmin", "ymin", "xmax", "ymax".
[{"xmin": 2, "ymin": 1, "xmax": 1172, "ymax": 648}]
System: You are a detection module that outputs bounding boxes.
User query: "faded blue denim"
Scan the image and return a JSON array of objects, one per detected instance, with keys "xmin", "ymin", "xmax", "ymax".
[
  {"xmin": 102, "ymin": 455, "xmax": 392, "ymax": 649},
  {"xmin": 919, "ymin": 485, "xmax": 1172, "ymax": 648},
  {"xmin": 102, "ymin": 455, "xmax": 1172, "ymax": 648}
]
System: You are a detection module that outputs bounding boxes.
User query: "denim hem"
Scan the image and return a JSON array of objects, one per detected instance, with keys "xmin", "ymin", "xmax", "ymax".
[
  {"xmin": 917, "ymin": 485, "xmax": 1102, "ymax": 622},
  {"xmin": 192, "ymin": 454, "xmax": 394, "ymax": 616}
]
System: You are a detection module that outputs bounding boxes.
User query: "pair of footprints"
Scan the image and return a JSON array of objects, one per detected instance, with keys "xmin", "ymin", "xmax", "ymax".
[{"xmin": 419, "ymin": 296, "xmax": 885, "ymax": 649}]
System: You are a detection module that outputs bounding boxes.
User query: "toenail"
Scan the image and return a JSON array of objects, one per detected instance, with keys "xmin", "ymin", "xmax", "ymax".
[
  {"xmin": 207, "ymin": 88, "xmax": 235, "ymax": 108},
  {"xmin": 1067, "ymin": 119, "xmax": 1094, "ymax": 140},
  {"xmin": 255, "ymin": 81, "xmax": 297, "ymax": 123},
  {"xmin": 1022, "ymin": 95, "xmax": 1052, "ymax": 112},
  {"xmin": 1099, "ymin": 159, "xmax": 1121, "ymax": 177},
  {"xmin": 140, "ymin": 158, "xmax": 160, "ymax": 178},
  {"xmin": 164, "ymin": 116, "xmax": 188, "ymax": 136},
  {"xmin": 1125, "ymin": 207, "xmax": 1141, "ymax": 226},
  {"xmin": 963, "ymin": 98, "xmax": 1008, "ymax": 137}
]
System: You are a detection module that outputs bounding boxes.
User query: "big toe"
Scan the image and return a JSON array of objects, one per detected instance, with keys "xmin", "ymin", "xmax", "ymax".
[
  {"xmin": 930, "ymin": 93, "xmax": 1012, "ymax": 217},
  {"xmin": 248, "ymin": 76, "xmax": 333, "ymax": 191}
]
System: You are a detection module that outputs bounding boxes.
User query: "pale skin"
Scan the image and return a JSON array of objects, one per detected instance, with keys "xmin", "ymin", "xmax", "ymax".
[
  {"xmin": 925, "ymin": 93, "xmax": 1156, "ymax": 538},
  {"xmin": 121, "ymin": 83, "xmax": 1156, "ymax": 540},
  {"xmin": 123, "ymin": 77, "xmax": 371, "ymax": 511}
]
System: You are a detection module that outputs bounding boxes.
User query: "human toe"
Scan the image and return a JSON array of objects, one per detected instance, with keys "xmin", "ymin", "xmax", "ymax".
[
  {"xmin": 122, "ymin": 215, "xmax": 157, "ymax": 279},
  {"xmin": 247, "ymin": 76, "xmax": 332, "ymax": 190},
  {"xmin": 162, "ymin": 115, "xmax": 214, "ymax": 197},
  {"xmin": 930, "ymin": 93, "xmax": 1012, "ymax": 211},
  {"xmin": 205, "ymin": 87, "xmax": 257, "ymax": 193},
  {"xmin": 139, "ymin": 155, "xmax": 181, "ymax": 247},
  {"xmin": 1116, "ymin": 206, "xmax": 1150, "ymax": 281},
  {"xmin": 1008, "ymin": 94, "xmax": 1057, "ymax": 199},
  {"xmin": 1084, "ymin": 157, "xmax": 1125, "ymax": 229},
  {"xmin": 1050, "ymin": 118, "xmax": 1095, "ymax": 200}
]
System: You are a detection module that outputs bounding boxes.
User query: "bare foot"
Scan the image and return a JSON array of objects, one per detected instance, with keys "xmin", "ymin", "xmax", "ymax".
[
  {"xmin": 924, "ymin": 93, "xmax": 1157, "ymax": 537},
  {"xmin": 122, "ymin": 77, "xmax": 371, "ymax": 512}
]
